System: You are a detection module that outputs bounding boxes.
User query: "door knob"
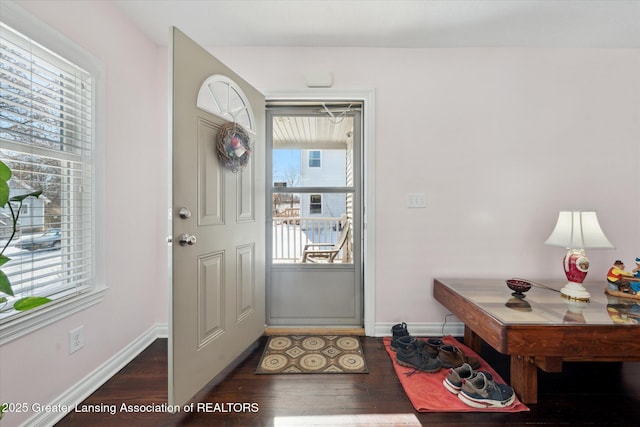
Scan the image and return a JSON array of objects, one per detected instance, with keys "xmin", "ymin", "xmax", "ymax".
[
  {"xmin": 178, "ymin": 234, "xmax": 197, "ymax": 246},
  {"xmin": 178, "ymin": 207, "xmax": 192, "ymax": 219}
]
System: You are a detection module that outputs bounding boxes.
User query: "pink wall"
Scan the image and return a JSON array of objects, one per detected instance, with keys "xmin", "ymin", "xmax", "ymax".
[
  {"xmin": 207, "ymin": 46, "xmax": 640, "ymax": 323},
  {"xmin": 0, "ymin": 2, "xmax": 168, "ymax": 425},
  {"xmin": 1, "ymin": 1, "xmax": 639, "ymax": 424}
]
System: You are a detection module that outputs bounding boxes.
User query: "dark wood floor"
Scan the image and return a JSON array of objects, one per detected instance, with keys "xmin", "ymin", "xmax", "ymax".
[{"xmin": 57, "ymin": 336, "xmax": 640, "ymax": 426}]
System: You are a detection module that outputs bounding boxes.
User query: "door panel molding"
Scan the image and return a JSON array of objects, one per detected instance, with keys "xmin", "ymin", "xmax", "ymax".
[
  {"xmin": 236, "ymin": 163, "xmax": 255, "ymax": 222},
  {"xmin": 197, "ymin": 118, "xmax": 224, "ymax": 225},
  {"xmin": 197, "ymin": 251, "xmax": 225, "ymax": 347},
  {"xmin": 236, "ymin": 243, "xmax": 256, "ymax": 322}
]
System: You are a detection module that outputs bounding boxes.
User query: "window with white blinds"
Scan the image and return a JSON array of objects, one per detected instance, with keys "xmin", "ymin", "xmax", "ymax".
[{"xmin": 0, "ymin": 22, "xmax": 95, "ymax": 321}]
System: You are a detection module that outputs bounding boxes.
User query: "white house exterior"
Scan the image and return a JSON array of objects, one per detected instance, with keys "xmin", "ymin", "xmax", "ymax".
[{"xmin": 299, "ymin": 148, "xmax": 348, "ymax": 219}]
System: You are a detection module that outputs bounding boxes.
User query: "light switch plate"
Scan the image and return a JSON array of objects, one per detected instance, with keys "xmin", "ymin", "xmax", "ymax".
[{"xmin": 407, "ymin": 193, "xmax": 426, "ymax": 208}]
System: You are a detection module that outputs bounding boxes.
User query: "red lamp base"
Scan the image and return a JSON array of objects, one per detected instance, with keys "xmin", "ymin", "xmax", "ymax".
[{"xmin": 560, "ymin": 249, "xmax": 591, "ymax": 302}]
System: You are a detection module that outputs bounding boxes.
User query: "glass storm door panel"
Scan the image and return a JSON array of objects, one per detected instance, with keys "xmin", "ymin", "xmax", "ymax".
[{"xmin": 266, "ymin": 105, "xmax": 363, "ymax": 326}]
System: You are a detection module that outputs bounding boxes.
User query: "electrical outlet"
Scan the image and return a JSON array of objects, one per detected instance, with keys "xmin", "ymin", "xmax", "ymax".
[{"xmin": 69, "ymin": 326, "xmax": 84, "ymax": 354}]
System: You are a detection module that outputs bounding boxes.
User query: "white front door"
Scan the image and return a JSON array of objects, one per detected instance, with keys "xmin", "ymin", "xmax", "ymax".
[{"xmin": 169, "ymin": 27, "xmax": 265, "ymax": 407}]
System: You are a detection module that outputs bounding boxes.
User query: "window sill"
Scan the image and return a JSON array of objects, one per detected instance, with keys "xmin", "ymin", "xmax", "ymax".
[{"xmin": 0, "ymin": 287, "xmax": 108, "ymax": 345}]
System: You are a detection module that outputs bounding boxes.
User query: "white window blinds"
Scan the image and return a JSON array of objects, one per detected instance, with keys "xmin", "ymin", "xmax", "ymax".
[{"xmin": 0, "ymin": 22, "xmax": 94, "ymax": 319}]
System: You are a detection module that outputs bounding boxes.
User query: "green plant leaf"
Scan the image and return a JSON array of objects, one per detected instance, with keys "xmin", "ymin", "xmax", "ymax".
[
  {"xmin": 13, "ymin": 296, "xmax": 51, "ymax": 311},
  {"xmin": 0, "ymin": 254, "xmax": 9, "ymax": 267},
  {"xmin": 9, "ymin": 190, "xmax": 43, "ymax": 202},
  {"xmin": 0, "ymin": 180, "xmax": 9, "ymax": 208},
  {"xmin": 0, "ymin": 160, "xmax": 11, "ymax": 181},
  {"xmin": 0, "ymin": 270, "xmax": 14, "ymax": 296},
  {"xmin": 0, "ymin": 160, "xmax": 10, "ymax": 208}
]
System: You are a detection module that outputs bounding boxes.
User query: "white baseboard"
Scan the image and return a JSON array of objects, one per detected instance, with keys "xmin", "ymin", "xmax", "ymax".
[
  {"xmin": 373, "ymin": 321, "xmax": 464, "ymax": 338},
  {"xmin": 24, "ymin": 322, "xmax": 168, "ymax": 427}
]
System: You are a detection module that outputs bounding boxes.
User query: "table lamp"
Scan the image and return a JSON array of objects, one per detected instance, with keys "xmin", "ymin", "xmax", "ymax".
[{"xmin": 544, "ymin": 211, "xmax": 614, "ymax": 302}]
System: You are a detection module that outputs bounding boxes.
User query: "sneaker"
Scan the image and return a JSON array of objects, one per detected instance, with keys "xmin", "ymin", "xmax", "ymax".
[
  {"xmin": 443, "ymin": 363, "xmax": 474, "ymax": 394},
  {"xmin": 458, "ymin": 372, "xmax": 516, "ymax": 408},
  {"xmin": 443, "ymin": 364, "xmax": 494, "ymax": 395},
  {"xmin": 437, "ymin": 344, "xmax": 481, "ymax": 369},
  {"xmin": 390, "ymin": 322, "xmax": 410, "ymax": 351},
  {"xmin": 395, "ymin": 336, "xmax": 441, "ymax": 373}
]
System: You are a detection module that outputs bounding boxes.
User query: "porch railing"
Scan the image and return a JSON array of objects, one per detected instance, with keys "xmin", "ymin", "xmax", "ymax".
[{"xmin": 272, "ymin": 216, "xmax": 347, "ymax": 263}]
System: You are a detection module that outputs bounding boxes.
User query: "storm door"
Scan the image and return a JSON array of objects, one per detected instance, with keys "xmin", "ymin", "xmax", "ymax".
[{"xmin": 266, "ymin": 103, "xmax": 363, "ymax": 326}]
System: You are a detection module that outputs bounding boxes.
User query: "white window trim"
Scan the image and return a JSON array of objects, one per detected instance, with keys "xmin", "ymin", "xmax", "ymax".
[
  {"xmin": 308, "ymin": 150, "xmax": 322, "ymax": 168},
  {"xmin": 0, "ymin": 289, "xmax": 107, "ymax": 345},
  {"xmin": 309, "ymin": 193, "xmax": 322, "ymax": 214},
  {"xmin": 0, "ymin": 1, "xmax": 106, "ymax": 344}
]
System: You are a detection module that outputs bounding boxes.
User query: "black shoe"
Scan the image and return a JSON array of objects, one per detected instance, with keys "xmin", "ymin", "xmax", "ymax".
[
  {"xmin": 390, "ymin": 322, "xmax": 410, "ymax": 351},
  {"xmin": 395, "ymin": 336, "xmax": 441, "ymax": 373}
]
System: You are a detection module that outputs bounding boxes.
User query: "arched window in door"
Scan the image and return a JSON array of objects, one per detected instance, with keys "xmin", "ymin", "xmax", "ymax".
[{"xmin": 196, "ymin": 74, "xmax": 255, "ymax": 133}]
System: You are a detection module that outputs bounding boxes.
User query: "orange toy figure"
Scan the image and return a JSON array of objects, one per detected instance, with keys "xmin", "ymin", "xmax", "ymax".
[{"xmin": 606, "ymin": 260, "xmax": 638, "ymax": 294}]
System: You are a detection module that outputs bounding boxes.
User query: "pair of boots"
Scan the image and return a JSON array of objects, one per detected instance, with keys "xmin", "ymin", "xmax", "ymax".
[
  {"xmin": 392, "ymin": 322, "xmax": 441, "ymax": 372},
  {"xmin": 395, "ymin": 335, "xmax": 441, "ymax": 372},
  {"xmin": 391, "ymin": 322, "xmax": 480, "ymax": 371}
]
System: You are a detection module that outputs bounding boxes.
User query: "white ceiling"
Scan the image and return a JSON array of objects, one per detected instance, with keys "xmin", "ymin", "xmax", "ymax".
[{"xmin": 112, "ymin": 0, "xmax": 640, "ymax": 48}]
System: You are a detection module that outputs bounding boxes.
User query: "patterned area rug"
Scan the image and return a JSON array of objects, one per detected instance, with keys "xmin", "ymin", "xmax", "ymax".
[{"xmin": 255, "ymin": 335, "xmax": 368, "ymax": 374}]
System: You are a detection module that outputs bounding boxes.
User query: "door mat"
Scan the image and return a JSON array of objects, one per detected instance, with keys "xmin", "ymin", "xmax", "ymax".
[
  {"xmin": 383, "ymin": 336, "xmax": 529, "ymax": 413},
  {"xmin": 256, "ymin": 335, "xmax": 368, "ymax": 374}
]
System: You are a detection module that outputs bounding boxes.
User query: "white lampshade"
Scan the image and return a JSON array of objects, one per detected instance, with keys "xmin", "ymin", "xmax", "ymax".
[{"xmin": 544, "ymin": 211, "xmax": 614, "ymax": 249}]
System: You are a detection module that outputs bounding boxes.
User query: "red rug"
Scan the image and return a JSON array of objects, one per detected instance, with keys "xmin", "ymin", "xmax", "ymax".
[{"xmin": 383, "ymin": 336, "xmax": 529, "ymax": 412}]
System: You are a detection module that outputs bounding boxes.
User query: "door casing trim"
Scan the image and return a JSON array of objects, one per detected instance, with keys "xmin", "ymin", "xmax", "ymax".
[{"xmin": 263, "ymin": 89, "xmax": 376, "ymax": 336}]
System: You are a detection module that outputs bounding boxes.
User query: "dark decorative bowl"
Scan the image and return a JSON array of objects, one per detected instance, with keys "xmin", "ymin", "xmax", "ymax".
[{"xmin": 506, "ymin": 279, "xmax": 532, "ymax": 298}]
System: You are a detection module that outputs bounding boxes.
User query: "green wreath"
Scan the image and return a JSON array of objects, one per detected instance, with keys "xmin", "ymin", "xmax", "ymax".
[{"xmin": 216, "ymin": 122, "xmax": 252, "ymax": 172}]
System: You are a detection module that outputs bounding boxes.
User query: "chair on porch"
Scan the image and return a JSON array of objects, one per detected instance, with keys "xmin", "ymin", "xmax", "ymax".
[{"xmin": 301, "ymin": 216, "xmax": 350, "ymax": 263}]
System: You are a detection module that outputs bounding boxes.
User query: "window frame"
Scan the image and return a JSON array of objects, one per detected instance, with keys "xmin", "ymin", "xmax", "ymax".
[
  {"xmin": 309, "ymin": 194, "xmax": 322, "ymax": 214},
  {"xmin": 0, "ymin": 2, "xmax": 106, "ymax": 345},
  {"xmin": 308, "ymin": 150, "xmax": 321, "ymax": 168}
]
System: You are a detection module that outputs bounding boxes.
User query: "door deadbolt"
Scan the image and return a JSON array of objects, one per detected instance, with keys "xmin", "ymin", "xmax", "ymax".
[
  {"xmin": 178, "ymin": 207, "xmax": 192, "ymax": 219},
  {"xmin": 178, "ymin": 234, "xmax": 197, "ymax": 246}
]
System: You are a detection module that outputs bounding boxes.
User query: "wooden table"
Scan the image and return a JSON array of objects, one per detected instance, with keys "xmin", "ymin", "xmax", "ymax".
[{"xmin": 433, "ymin": 278, "xmax": 640, "ymax": 404}]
